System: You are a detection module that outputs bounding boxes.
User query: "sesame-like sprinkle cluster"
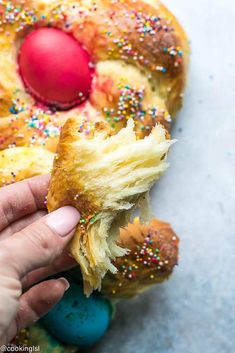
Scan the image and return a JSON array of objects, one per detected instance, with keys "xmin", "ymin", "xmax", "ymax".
[
  {"xmin": 103, "ymin": 83, "xmax": 168, "ymax": 133},
  {"xmin": 104, "ymin": 84, "xmax": 147, "ymax": 125},
  {"xmin": 26, "ymin": 109, "xmax": 61, "ymax": 143},
  {"xmin": 78, "ymin": 120, "xmax": 96, "ymax": 137},
  {"xmin": 51, "ymin": 4, "xmax": 66, "ymax": 22},
  {"xmin": 111, "ymin": 13, "xmax": 168, "ymax": 63},
  {"xmin": 0, "ymin": 0, "xmax": 66, "ymax": 35},
  {"xmin": 6, "ymin": 99, "xmax": 61, "ymax": 148},
  {"xmin": 104, "ymin": 7, "xmax": 184, "ymax": 72},
  {"xmin": 0, "ymin": 0, "xmax": 38, "ymax": 32},
  {"xmin": 9, "ymin": 98, "xmax": 25, "ymax": 114},
  {"xmin": 118, "ymin": 231, "xmax": 171, "ymax": 281}
]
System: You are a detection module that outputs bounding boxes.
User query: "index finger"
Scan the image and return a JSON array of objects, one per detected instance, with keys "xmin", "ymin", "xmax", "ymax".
[{"xmin": 0, "ymin": 174, "xmax": 50, "ymax": 232}]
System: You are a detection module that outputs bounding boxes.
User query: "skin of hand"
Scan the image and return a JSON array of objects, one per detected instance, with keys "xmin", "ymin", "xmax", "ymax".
[{"xmin": 0, "ymin": 175, "xmax": 80, "ymax": 346}]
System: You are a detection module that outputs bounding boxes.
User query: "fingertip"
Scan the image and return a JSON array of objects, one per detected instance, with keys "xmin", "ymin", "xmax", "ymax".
[
  {"xmin": 57, "ymin": 277, "xmax": 70, "ymax": 292},
  {"xmin": 38, "ymin": 279, "xmax": 68, "ymax": 304},
  {"xmin": 45, "ymin": 206, "xmax": 80, "ymax": 237},
  {"xmin": 28, "ymin": 173, "xmax": 51, "ymax": 186}
]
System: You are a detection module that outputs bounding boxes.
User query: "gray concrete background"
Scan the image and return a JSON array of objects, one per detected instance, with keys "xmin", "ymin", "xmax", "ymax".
[{"xmin": 89, "ymin": 0, "xmax": 235, "ymax": 352}]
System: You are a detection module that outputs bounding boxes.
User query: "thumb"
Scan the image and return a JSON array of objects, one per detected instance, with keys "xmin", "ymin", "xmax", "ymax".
[{"xmin": 0, "ymin": 206, "xmax": 80, "ymax": 279}]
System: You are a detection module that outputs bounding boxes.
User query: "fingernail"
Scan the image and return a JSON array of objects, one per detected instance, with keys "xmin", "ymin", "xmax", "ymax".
[
  {"xmin": 45, "ymin": 206, "xmax": 80, "ymax": 237},
  {"xmin": 58, "ymin": 277, "xmax": 70, "ymax": 291}
]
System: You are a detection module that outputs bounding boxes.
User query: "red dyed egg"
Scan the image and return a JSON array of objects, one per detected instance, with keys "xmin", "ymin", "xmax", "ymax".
[{"xmin": 19, "ymin": 28, "xmax": 93, "ymax": 110}]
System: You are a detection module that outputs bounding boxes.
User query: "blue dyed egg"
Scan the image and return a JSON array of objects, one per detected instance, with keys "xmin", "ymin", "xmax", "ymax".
[{"xmin": 40, "ymin": 279, "xmax": 112, "ymax": 347}]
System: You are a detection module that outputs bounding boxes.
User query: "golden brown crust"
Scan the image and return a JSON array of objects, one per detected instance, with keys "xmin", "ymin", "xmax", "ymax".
[
  {"xmin": 101, "ymin": 218, "xmax": 179, "ymax": 298},
  {"xmin": 47, "ymin": 118, "xmax": 113, "ymax": 292},
  {"xmin": 47, "ymin": 118, "xmax": 108, "ymax": 217}
]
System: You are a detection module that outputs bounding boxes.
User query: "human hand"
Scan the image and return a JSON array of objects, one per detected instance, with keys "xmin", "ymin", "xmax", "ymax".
[{"xmin": 0, "ymin": 175, "xmax": 80, "ymax": 346}]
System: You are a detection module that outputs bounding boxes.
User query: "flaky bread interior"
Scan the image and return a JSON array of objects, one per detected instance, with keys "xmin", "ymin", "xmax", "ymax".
[{"xmin": 47, "ymin": 118, "xmax": 174, "ymax": 295}]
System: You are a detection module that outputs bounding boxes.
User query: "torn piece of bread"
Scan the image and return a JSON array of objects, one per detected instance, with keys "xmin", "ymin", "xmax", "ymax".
[{"xmin": 47, "ymin": 118, "xmax": 174, "ymax": 295}]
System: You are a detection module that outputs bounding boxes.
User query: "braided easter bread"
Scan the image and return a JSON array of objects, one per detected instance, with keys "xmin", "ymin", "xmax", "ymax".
[{"xmin": 0, "ymin": 0, "xmax": 188, "ymax": 296}]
